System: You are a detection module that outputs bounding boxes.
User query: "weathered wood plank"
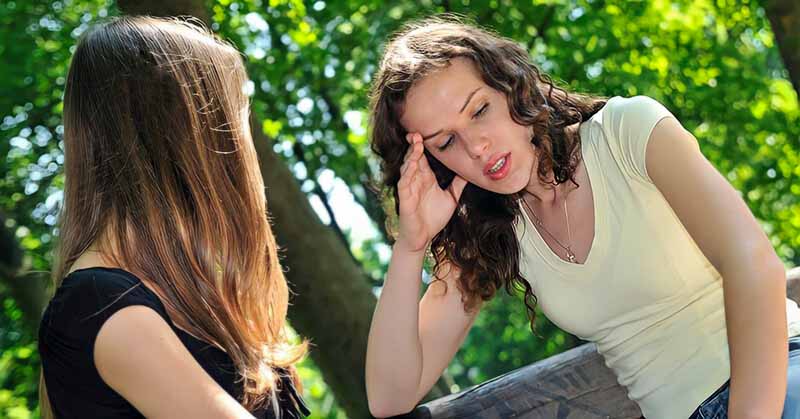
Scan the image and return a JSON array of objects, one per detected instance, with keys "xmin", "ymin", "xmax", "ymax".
[
  {"xmin": 397, "ymin": 344, "xmax": 641, "ymax": 419},
  {"xmin": 394, "ymin": 271, "xmax": 800, "ymax": 419}
]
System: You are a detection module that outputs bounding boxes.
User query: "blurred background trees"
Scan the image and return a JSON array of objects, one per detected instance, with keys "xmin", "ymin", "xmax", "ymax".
[{"xmin": 2, "ymin": 0, "xmax": 799, "ymax": 417}]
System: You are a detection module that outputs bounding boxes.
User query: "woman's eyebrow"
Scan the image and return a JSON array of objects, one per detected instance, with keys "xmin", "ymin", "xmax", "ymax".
[
  {"xmin": 420, "ymin": 87, "xmax": 482, "ymax": 142},
  {"xmin": 459, "ymin": 87, "xmax": 482, "ymax": 113},
  {"xmin": 422, "ymin": 130, "xmax": 442, "ymax": 141}
]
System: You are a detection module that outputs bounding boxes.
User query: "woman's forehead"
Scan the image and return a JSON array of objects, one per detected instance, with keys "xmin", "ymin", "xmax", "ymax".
[{"xmin": 400, "ymin": 58, "xmax": 485, "ymax": 132}]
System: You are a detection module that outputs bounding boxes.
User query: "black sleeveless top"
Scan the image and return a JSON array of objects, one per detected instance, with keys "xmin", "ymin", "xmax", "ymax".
[{"xmin": 38, "ymin": 267, "xmax": 309, "ymax": 419}]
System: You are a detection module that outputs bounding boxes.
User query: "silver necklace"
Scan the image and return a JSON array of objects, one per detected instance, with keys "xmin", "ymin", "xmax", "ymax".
[{"xmin": 521, "ymin": 196, "xmax": 577, "ymax": 263}]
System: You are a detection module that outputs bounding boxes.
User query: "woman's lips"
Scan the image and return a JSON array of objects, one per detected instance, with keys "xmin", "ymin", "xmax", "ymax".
[{"xmin": 485, "ymin": 153, "xmax": 511, "ymax": 180}]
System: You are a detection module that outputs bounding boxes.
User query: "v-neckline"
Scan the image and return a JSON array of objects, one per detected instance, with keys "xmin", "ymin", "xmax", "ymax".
[{"xmin": 518, "ymin": 124, "xmax": 607, "ymax": 272}]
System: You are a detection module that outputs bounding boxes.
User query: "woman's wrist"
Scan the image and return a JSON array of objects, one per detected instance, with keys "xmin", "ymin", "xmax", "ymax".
[{"xmin": 393, "ymin": 236, "xmax": 429, "ymax": 257}]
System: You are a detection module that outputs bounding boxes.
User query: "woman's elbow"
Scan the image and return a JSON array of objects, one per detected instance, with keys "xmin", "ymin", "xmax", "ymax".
[{"xmin": 368, "ymin": 395, "xmax": 417, "ymax": 418}]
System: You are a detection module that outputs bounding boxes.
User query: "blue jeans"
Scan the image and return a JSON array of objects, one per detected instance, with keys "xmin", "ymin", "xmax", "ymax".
[{"xmin": 689, "ymin": 336, "xmax": 800, "ymax": 419}]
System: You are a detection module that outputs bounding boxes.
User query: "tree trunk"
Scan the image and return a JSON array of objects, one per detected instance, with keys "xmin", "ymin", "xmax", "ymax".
[
  {"xmin": 763, "ymin": 0, "xmax": 800, "ymax": 98},
  {"xmin": 250, "ymin": 118, "xmax": 375, "ymax": 418},
  {"xmin": 0, "ymin": 212, "xmax": 49, "ymax": 332}
]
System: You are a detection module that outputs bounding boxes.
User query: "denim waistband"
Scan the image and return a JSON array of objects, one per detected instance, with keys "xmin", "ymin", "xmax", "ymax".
[
  {"xmin": 689, "ymin": 379, "xmax": 730, "ymax": 418},
  {"xmin": 689, "ymin": 335, "xmax": 800, "ymax": 418}
]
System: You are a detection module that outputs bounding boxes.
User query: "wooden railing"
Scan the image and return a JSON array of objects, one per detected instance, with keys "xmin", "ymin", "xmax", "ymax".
[{"xmin": 393, "ymin": 268, "xmax": 800, "ymax": 419}]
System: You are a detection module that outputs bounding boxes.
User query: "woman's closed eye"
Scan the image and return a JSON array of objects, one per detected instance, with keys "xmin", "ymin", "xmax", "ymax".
[
  {"xmin": 473, "ymin": 102, "xmax": 489, "ymax": 119},
  {"xmin": 437, "ymin": 103, "xmax": 490, "ymax": 151},
  {"xmin": 437, "ymin": 135, "xmax": 454, "ymax": 151}
]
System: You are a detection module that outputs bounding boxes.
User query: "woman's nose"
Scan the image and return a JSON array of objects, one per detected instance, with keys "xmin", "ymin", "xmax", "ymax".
[{"xmin": 464, "ymin": 132, "xmax": 490, "ymax": 160}]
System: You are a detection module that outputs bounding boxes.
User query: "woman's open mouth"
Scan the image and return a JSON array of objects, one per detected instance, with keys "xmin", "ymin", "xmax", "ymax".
[{"xmin": 485, "ymin": 153, "xmax": 511, "ymax": 180}]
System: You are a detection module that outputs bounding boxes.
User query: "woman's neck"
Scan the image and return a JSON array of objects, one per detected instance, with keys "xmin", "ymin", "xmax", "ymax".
[
  {"xmin": 67, "ymin": 245, "xmax": 115, "ymax": 275},
  {"xmin": 523, "ymin": 176, "xmax": 571, "ymax": 208},
  {"xmin": 524, "ymin": 122, "xmax": 582, "ymax": 206}
]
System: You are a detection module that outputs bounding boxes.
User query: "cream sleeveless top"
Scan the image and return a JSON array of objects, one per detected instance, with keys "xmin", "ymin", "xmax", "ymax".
[{"xmin": 515, "ymin": 95, "xmax": 800, "ymax": 419}]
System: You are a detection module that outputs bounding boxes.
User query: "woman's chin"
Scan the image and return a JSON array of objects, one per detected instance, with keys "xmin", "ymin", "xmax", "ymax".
[{"xmin": 473, "ymin": 175, "xmax": 530, "ymax": 195}]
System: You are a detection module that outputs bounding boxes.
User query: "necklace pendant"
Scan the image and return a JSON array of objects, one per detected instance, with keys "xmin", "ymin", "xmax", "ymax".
[{"xmin": 566, "ymin": 250, "xmax": 577, "ymax": 263}]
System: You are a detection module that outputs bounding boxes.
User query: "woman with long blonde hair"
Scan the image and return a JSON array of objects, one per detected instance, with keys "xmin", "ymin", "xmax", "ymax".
[{"xmin": 38, "ymin": 16, "xmax": 307, "ymax": 418}]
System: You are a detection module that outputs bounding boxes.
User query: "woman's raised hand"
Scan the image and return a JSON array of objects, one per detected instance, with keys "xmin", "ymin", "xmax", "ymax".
[{"xmin": 396, "ymin": 133, "xmax": 468, "ymax": 253}]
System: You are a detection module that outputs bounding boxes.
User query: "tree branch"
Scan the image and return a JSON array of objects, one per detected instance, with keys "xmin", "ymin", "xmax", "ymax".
[
  {"xmin": 317, "ymin": 88, "xmax": 390, "ymax": 242},
  {"xmin": 291, "ymin": 141, "xmax": 359, "ymax": 265},
  {"xmin": 763, "ymin": 0, "xmax": 800, "ymax": 98}
]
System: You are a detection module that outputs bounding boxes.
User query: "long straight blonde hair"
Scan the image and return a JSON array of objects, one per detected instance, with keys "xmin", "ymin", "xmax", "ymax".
[{"xmin": 40, "ymin": 15, "xmax": 306, "ymax": 414}]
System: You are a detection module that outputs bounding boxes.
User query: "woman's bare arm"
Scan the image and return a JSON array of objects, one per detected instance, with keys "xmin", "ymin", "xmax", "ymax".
[
  {"xmin": 94, "ymin": 306, "xmax": 256, "ymax": 419},
  {"xmin": 647, "ymin": 117, "xmax": 788, "ymax": 419},
  {"xmin": 366, "ymin": 133, "xmax": 475, "ymax": 418},
  {"xmin": 366, "ymin": 243, "xmax": 478, "ymax": 418}
]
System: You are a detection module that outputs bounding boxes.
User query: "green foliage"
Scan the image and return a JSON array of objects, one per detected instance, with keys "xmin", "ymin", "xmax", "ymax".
[
  {"xmin": 1, "ymin": 0, "xmax": 115, "ymax": 272},
  {"xmin": 0, "ymin": 290, "xmax": 40, "ymax": 418},
  {"xmin": 295, "ymin": 357, "xmax": 348, "ymax": 419},
  {"xmin": 2, "ymin": 0, "xmax": 799, "ymax": 418},
  {"xmin": 1, "ymin": 2, "xmax": 113, "ymax": 418},
  {"xmin": 446, "ymin": 292, "xmax": 581, "ymax": 392}
]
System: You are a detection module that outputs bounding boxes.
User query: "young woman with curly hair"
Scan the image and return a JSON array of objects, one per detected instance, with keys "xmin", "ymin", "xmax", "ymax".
[{"xmin": 365, "ymin": 17, "xmax": 800, "ymax": 419}]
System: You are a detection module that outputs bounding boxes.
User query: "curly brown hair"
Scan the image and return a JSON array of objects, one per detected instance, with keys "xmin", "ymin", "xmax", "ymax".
[{"xmin": 369, "ymin": 16, "xmax": 606, "ymax": 330}]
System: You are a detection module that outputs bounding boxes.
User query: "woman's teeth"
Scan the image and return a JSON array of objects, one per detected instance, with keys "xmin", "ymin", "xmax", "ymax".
[{"xmin": 489, "ymin": 157, "xmax": 506, "ymax": 174}]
